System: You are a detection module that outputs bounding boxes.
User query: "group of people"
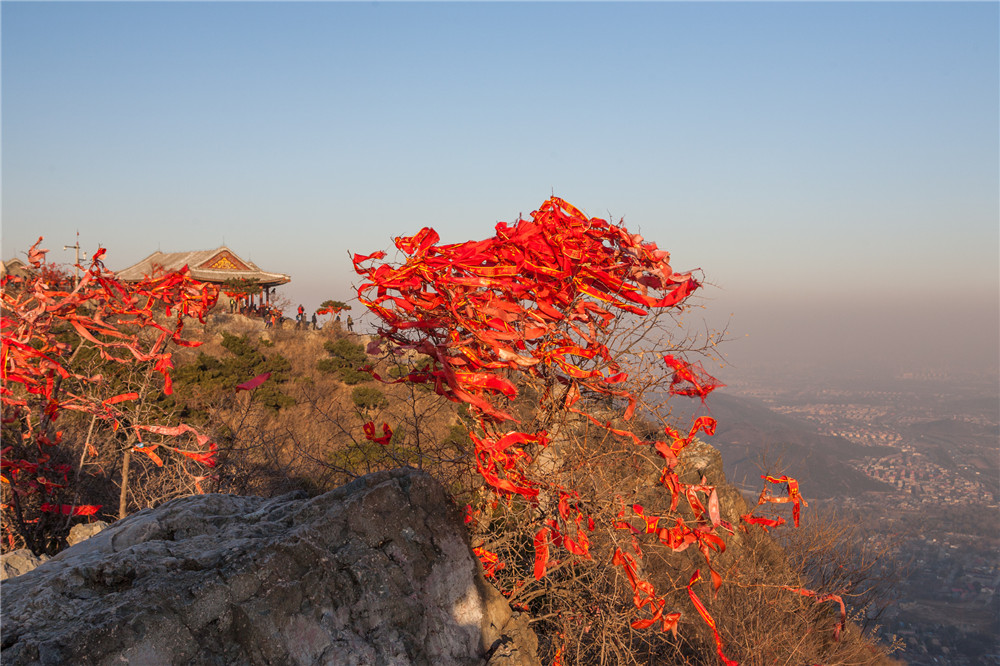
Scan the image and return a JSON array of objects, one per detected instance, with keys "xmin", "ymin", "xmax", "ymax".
[
  {"xmin": 334, "ymin": 313, "xmax": 355, "ymax": 332},
  {"xmin": 293, "ymin": 305, "xmax": 316, "ymax": 330},
  {"xmin": 262, "ymin": 308, "xmax": 285, "ymax": 329},
  {"xmin": 228, "ymin": 296, "xmax": 284, "ymax": 327},
  {"xmin": 229, "ymin": 298, "xmax": 269, "ymax": 318},
  {"xmin": 225, "ymin": 297, "xmax": 354, "ymax": 332},
  {"xmin": 294, "ymin": 304, "xmax": 354, "ymax": 332}
]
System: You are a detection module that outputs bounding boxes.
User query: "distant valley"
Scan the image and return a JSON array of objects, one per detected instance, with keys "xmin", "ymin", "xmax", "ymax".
[
  {"xmin": 674, "ymin": 391, "xmax": 895, "ymax": 499},
  {"xmin": 662, "ymin": 370, "xmax": 1000, "ymax": 664}
]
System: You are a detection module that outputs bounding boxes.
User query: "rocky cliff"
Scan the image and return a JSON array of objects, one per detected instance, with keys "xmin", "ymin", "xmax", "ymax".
[{"xmin": 1, "ymin": 468, "xmax": 538, "ymax": 666}]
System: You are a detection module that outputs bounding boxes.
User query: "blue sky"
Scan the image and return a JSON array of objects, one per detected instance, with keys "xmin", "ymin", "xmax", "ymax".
[{"xmin": 3, "ymin": 2, "xmax": 997, "ymax": 381}]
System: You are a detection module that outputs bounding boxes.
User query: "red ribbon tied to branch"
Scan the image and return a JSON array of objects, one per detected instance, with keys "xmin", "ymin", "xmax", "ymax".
[
  {"xmin": 758, "ymin": 474, "xmax": 807, "ymax": 527},
  {"xmin": 363, "ymin": 421, "xmax": 393, "ymax": 445},
  {"xmin": 39, "ymin": 503, "xmax": 101, "ymax": 516},
  {"xmin": 688, "ymin": 570, "xmax": 739, "ymax": 666},
  {"xmin": 236, "ymin": 372, "xmax": 272, "ymax": 391}
]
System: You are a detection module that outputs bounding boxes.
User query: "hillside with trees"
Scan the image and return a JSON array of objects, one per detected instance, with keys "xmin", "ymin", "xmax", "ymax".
[{"xmin": 2, "ymin": 204, "xmax": 903, "ymax": 665}]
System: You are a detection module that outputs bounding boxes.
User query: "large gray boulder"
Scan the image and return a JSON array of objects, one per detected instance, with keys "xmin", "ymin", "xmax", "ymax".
[{"xmin": 1, "ymin": 468, "xmax": 538, "ymax": 666}]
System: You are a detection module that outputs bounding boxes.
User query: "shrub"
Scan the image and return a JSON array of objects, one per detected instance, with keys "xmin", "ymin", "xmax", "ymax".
[
  {"xmin": 171, "ymin": 333, "xmax": 294, "ymax": 414},
  {"xmin": 317, "ymin": 338, "xmax": 369, "ymax": 384},
  {"xmin": 351, "ymin": 386, "xmax": 388, "ymax": 414}
]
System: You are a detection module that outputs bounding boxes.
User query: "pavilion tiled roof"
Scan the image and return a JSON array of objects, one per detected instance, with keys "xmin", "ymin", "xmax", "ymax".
[
  {"xmin": 1, "ymin": 258, "xmax": 31, "ymax": 279},
  {"xmin": 115, "ymin": 247, "xmax": 290, "ymax": 288}
]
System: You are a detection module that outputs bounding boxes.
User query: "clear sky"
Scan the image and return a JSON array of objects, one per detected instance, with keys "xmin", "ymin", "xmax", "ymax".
[{"xmin": 3, "ymin": 2, "xmax": 998, "ymax": 383}]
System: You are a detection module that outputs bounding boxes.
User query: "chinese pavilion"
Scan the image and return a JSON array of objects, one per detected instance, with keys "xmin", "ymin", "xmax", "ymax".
[{"xmin": 116, "ymin": 246, "xmax": 291, "ymax": 311}]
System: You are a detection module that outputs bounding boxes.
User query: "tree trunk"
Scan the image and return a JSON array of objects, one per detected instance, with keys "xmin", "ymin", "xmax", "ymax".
[{"xmin": 118, "ymin": 448, "xmax": 131, "ymax": 520}]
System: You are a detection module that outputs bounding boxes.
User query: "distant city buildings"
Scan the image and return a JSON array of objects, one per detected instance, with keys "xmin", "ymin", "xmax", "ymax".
[{"xmin": 726, "ymin": 375, "xmax": 999, "ymax": 664}]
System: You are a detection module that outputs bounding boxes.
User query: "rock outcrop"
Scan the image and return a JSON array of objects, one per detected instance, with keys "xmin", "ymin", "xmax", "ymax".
[
  {"xmin": 0, "ymin": 549, "xmax": 48, "ymax": 581},
  {"xmin": 66, "ymin": 519, "xmax": 109, "ymax": 547},
  {"xmin": 1, "ymin": 468, "xmax": 538, "ymax": 666}
]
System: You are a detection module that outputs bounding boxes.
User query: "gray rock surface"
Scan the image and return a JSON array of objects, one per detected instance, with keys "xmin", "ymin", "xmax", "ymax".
[
  {"xmin": 1, "ymin": 468, "xmax": 538, "ymax": 666},
  {"xmin": 0, "ymin": 549, "xmax": 48, "ymax": 581}
]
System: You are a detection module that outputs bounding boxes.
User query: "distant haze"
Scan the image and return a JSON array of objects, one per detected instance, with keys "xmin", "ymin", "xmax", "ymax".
[{"xmin": 699, "ymin": 287, "xmax": 999, "ymax": 386}]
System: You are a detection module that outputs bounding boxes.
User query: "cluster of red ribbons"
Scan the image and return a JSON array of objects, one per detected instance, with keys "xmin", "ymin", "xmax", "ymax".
[
  {"xmin": 1, "ymin": 238, "xmax": 221, "ymax": 523},
  {"xmin": 735, "ymin": 474, "xmax": 808, "ymax": 534},
  {"xmin": 354, "ymin": 199, "xmax": 818, "ymax": 663},
  {"xmin": 613, "ymin": 546, "xmax": 682, "ymax": 635},
  {"xmin": 532, "ymin": 490, "xmax": 596, "ymax": 581},
  {"xmin": 354, "ymin": 197, "xmax": 702, "ymax": 489},
  {"xmin": 754, "ymin": 474, "xmax": 807, "ymax": 527}
]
